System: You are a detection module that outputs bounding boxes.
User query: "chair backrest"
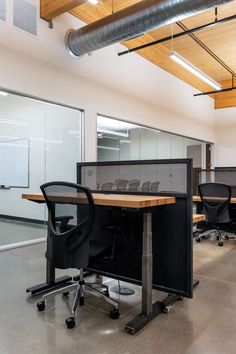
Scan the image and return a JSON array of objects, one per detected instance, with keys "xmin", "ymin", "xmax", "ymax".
[
  {"xmin": 115, "ymin": 179, "xmax": 128, "ymax": 191},
  {"xmin": 150, "ymin": 181, "xmax": 160, "ymax": 192},
  {"xmin": 142, "ymin": 181, "xmax": 151, "ymax": 192},
  {"xmin": 198, "ymin": 182, "xmax": 231, "ymax": 224},
  {"xmin": 101, "ymin": 182, "xmax": 113, "ymax": 191},
  {"xmin": 40, "ymin": 181, "xmax": 95, "ymax": 269},
  {"xmin": 127, "ymin": 179, "xmax": 140, "ymax": 191}
]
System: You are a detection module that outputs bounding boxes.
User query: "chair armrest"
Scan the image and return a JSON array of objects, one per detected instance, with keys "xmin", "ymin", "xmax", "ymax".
[{"xmin": 55, "ymin": 216, "xmax": 73, "ymax": 232}]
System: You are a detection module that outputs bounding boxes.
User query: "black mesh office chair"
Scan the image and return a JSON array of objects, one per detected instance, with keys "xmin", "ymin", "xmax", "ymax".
[
  {"xmin": 196, "ymin": 182, "xmax": 232, "ymax": 246},
  {"xmin": 150, "ymin": 181, "xmax": 160, "ymax": 192},
  {"xmin": 127, "ymin": 179, "xmax": 140, "ymax": 191},
  {"xmin": 36, "ymin": 181, "xmax": 119, "ymax": 328},
  {"xmin": 141, "ymin": 181, "xmax": 151, "ymax": 192},
  {"xmin": 114, "ymin": 179, "xmax": 128, "ymax": 191},
  {"xmin": 101, "ymin": 182, "xmax": 113, "ymax": 191},
  {"xmin": 142, "ymin": 181, "xmax": 151, "ymax": 192}
]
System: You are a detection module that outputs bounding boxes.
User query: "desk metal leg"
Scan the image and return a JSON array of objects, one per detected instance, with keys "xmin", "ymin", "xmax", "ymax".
[
  {"xmin": 26, "ymin": 214, "xmax": 72, "ymax": 296},
  {"xmin": 125, "ymin": 212, "xmax": 200, "ymax": 335},
  {"xmin": 125, "ymin": 211, "xmax": 158, "ymax": 334},
  {"xmin": 142, "ymin": 212, "xmax": 153, "ymax": 316}
]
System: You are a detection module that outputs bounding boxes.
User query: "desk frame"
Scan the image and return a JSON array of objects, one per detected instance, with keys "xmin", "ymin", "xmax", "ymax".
[
  {"xmin": 24, "ymin": 158, "xmax": 196, "ymax": 334},
  {"xmin": 23, "ymin": 193, "xmax": 183, "ymax": 333},
  {"xmin": 77, "ymin": 159, "xmax": 195, "ymax": 334}
]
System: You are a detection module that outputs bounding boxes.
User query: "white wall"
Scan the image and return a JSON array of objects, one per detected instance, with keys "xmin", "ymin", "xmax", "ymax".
[
  {"xmin": 0, "ymin": 4, "xmax": 220, "ymax": 220},
  {"xmin": 0, "ymin": 43, "xmax": 216, "ymax": 158},
  {"xmin": 0, "ymin": 6, "xmax": 216, "ymax": 154},
  {"xmin": 215, "ymin": 108, "xmax": 236, "ymax": 167}
]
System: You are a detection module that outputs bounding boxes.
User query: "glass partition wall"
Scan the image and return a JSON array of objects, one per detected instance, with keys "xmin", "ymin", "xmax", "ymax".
[
  {"xmin": 0, "ymin": 91, "xmax": 83, "ymax": 249},
  {"xmin": 97, "ymin": 115, "xmax": 206, "ymax": 168}
]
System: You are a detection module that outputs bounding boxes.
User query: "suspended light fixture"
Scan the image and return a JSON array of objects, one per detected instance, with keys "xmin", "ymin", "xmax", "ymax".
[
  {"xmin": 0, "ymin": 91, "xmax": 8, "ymax": 96},
  {"xmin": 170, "ymin": 51, "xmax": 221, "ymax": 91},
  {"xmin": 88, "ymin": 0, "xmax": 99, "ymax": 4}
]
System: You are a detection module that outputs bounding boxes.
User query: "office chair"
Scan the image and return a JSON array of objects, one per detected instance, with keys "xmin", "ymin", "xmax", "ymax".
[
  {"xmin": 141, "ymin": 181, "xmax": 151, "ymax": 192},
  {"xmin": 196, "ymin": 182, "xmax": 233, "ymax": 246},
  {"xmin": 150, "ymin": 181, "xmax": 160, "ymax": 192},
  {"xmin": 127, "ymin": 179, "xmax": 140, "ymax": 191},
  {"xmin": 114, "ymin": 179, "xmax": 128, "ymax": 191},
  {"xmin": 101, "ymin": 182, "xmax": 113, "ymax": 191},
  {"xmin": 36, "ymin": 181, "xmax": 119, "ymax": 329}
]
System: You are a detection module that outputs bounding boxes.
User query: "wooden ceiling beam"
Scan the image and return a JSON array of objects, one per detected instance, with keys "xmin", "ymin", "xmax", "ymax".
[
  {"xmin": 40, "ymin": 0, "xmax": 87, "ymax": 21},
  {"xmin": 215, "ymin": 90, "xmax": 236, "ymax": 109}
]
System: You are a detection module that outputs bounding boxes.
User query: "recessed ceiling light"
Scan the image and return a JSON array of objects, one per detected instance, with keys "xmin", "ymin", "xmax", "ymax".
[
  {"xmin": 0, "ymin": 91, "xmax": 8, "ymax": 96},
  {"xmin": 88, "ymin": 0, "xmax": 99, "ymax": 4}
]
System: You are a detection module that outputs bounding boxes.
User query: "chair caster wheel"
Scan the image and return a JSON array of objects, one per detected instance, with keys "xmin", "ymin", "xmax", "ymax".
[
  {"xmin": 63, "ymin": 292, "xmax": 69, "ymax": 297},
  {"xmin": 65, "ymin": 317, "xmax": 75, "ymax": 329},
  {"xmin": 218, "ymin": 241, "xmax": 224, "ymax": 247},
  {"xmin": 162, "ymin": 306, "xmax": 170, "ymax": 314},
  {"xmin": 110, "ymin": 308, "xmax": 120, "ymax": 319},
  {"xmin": 37, "ymin": 301, "xmax": 45, "ymax": 312},
  {"xmin": 196, "ymin": 238, "xmax": 201, "ymax": 243},
  {"xmin": 79, "ymin": 297, "xmax": 84, "ymax": 306}
]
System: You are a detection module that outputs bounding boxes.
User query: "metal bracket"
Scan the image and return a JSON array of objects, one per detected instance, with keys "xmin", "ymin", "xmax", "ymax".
[
  {"xmin": 48, "ymin": 20, "xmax": 53, "ymax": 29},
  {"xmin": 215, "ymin": 7, "xmax": 218, "ymax": 22}
]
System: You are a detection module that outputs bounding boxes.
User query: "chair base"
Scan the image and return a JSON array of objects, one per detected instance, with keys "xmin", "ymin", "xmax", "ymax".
[
  {"xmin": 37, "ymin": 274, "xmax": 119, "ymax": 328},
  {"xmin": 195, "ymin": 228, "xmax": 236, "ymax": 246}
]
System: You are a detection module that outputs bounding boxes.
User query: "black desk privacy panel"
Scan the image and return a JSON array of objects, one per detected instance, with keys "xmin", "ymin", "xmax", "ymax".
[{"xmin": 77, "ymin": 159, "xmax": 193, "ymax": 298}]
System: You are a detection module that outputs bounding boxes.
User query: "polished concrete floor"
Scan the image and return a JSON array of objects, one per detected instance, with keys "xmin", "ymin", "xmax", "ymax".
[
  {"xmin": 0, "ymin": 237, "xmax": 236, "ymax": 354},
  {"xmin": 0, "ymin": 218, "xmax": 46, "ymax": 246}
]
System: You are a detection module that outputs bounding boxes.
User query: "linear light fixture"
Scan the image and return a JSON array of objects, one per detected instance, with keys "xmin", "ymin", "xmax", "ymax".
[
  {"xmin": 68, "ymin": 130, "xmax": 80, "ymax": 135},
  {"xmin": 0, "ymin": 119, "xmax": 26, "ymax": 126},
  {"xmin": 0, "ymin": 91, "xmax": 8, "ymax": 96},
  {"xmin": 88, "ymin": 0, "xmax": 98, "ymax": 4},
  {"xmin": 170, "ymin": 51, "xmax": 221, "ymax": 91},
  {"xmin": 97, "ymin": 127, "xmax": 129, "ymax": 138}
]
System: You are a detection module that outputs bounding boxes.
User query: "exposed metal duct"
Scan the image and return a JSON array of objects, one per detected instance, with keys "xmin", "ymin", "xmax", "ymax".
[{"xmin": 65, "ymin": 0, "xmax": 233, "ymax": 58}]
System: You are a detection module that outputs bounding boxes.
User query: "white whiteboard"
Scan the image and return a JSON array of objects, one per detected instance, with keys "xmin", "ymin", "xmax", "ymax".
[{"xmin": 0, "ymin": 138, "xmax": 29, "ymax": 187}]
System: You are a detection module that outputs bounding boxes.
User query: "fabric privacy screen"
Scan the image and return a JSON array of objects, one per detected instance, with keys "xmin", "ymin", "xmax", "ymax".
[{"xmin": 77, "ymin": 159, "xmax": 193, "ymax": 299}]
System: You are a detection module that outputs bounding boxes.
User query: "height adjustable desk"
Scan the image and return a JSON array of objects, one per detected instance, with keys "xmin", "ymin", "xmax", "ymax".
[
  {"xmin": 193, "ymin": 196, "xmax": 236, "ymax": 204},
  {"xmin": 23, "ymin": 158, "xmax": 202, "ymax": 334},
  {"xmin": 22, "ymin": 192, "xmax": 176, "ymax": 333}
]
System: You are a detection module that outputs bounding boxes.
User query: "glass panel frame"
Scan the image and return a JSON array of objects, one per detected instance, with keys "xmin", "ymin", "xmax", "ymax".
[
  {"xmin": 97, "ymin": 114, "xmax": 209, "ymax": 169},
  {"xmin": 0, "ymin": 89, "xmax": 84, "ymax": 249}
]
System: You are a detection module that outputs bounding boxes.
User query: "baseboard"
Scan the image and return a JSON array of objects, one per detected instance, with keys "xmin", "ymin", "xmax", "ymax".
[{"xmin": 0, "ymin": 214, "xmax": 47, "ymax": 225}]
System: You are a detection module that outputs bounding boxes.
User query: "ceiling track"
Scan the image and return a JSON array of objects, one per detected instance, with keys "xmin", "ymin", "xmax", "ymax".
[
  {"xmin": 176, "ymin": 21, "xmax": 236, "ymax": 79},
  {"xmin": 194, "ymin": 86, "xmax": 236, "ymax": 96},
  {"xmin": 118, "ymin": 13, "xmax": 236, "ymax": 57}
]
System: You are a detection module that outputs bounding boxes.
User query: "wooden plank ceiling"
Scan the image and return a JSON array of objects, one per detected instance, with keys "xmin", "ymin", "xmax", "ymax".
[{"xmin": 41, "ymin": 0, "xmax": 236, "ymax": 109}]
